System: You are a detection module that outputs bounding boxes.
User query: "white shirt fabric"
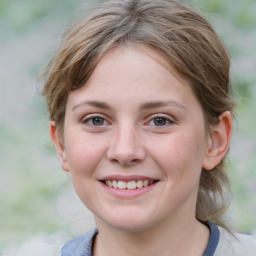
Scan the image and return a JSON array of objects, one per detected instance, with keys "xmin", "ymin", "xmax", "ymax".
[
  {"xmin": 2, "ymin": 223, "xmax": 256, "ymax": 256},
  {"xmin": 215, "ymin": 226, "xmax": 256, "ymax": 255}
]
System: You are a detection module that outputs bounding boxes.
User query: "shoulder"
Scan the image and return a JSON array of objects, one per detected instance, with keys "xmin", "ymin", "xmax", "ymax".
[
  {"xmin": 61, "ymin": 229, "xmax": 98, "ymax": 256},
  {"xmin": 215, "ymin": 226, "xmax": 256, "ymax": 256}
]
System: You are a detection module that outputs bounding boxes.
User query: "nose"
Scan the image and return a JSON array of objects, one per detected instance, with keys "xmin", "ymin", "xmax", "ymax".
[{"xmin": 107, "ymin": 124, "xmax": 146, "ymax": 166}]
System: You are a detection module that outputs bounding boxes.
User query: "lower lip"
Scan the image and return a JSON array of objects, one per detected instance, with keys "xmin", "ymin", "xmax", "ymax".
[{"xmin": 100, "ymin": 181, "xmax": 158, "ymax": 198}]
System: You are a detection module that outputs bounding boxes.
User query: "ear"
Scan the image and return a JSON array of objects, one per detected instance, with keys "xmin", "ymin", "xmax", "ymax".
[
  {"xmin": 50, "ymin": 122, "xmax": 69, "ymax": 172},
  {"xmin": 203, "ymin": 111, "xmax": 232, "ymax": 171}
]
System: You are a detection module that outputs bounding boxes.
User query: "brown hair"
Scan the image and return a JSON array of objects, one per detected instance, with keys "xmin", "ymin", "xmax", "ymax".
[{"xmin": 41, "ymin": 0, "xmax": 236, "ymax": 228}]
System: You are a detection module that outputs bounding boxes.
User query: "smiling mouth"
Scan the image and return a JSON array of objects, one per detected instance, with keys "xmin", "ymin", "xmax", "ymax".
[{"xmin": 102, "ymin": 180, "xmax": 157, "ymax": 190}]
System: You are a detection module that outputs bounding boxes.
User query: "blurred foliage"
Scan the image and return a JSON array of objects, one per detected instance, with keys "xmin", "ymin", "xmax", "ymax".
[
  {"xmin": 194, "ymin": 0, "xmax": 256, "ymax": 29},
  {"xmin": 0, "ymin": 0, "xmax": 81, "ymax": 33},
  {"xmin": 0, "ymin": 97, "xmax": 67, "ymax": 248},
  {"xmin": 0, "ymin": 0, "xmax": 255, "ymax": 251},
  {"xmin": 0, "ymin": 0, "xmax": 84, "ymax": 250}
]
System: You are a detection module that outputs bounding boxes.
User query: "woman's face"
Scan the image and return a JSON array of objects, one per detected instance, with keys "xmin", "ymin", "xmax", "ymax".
[{"xmin": 55, "ymin": 44, "xmax": 213, "ymax": 232}]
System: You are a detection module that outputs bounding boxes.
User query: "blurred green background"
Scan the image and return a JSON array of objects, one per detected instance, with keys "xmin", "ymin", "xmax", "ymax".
[{"xmin": 0, "ymin": 0, "xmax": 255, "ymax": 251}]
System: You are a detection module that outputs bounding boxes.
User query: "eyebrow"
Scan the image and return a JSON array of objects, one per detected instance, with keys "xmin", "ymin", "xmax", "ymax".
[
  {"xmin": 139, "ymin": 100, "xmax": 187, "ymax": 110},
  {"xmin": 72, "ymin": 100, "xmax": 111, "ymax": 111},
  {"xmin": 72, "ymin": 100, "xmax": 186, "ymax": 111}
]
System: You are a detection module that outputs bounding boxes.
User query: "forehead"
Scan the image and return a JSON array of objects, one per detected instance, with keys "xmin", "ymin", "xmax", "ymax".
[
  {"xmin": 99, "ymin": 43, "xmax": 186, "ymax": 84},
  {"xmin": 90, "ymin": 44, "xmax": 189, "ymax": 92},
  {"xmin": 66, "ymin": 44, "xmax": 201, "ymax": 114}
]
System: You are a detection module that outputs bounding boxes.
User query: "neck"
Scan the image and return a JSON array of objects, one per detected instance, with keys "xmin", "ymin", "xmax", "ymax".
[{"xmin": 93, "ymin": 217, "xmax": 210, "ymax": 256}]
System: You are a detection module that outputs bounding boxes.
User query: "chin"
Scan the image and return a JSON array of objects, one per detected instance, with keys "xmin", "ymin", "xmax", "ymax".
[{"xmin": 95, "ymin": 210, "xmax": 158, "ymax": 233}]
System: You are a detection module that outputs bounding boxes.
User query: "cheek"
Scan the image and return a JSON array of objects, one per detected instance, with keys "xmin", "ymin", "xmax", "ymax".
[
  {"xmin": 64, "ymin": 134, "xmax": 107, "ymax": 205},
  {"xmin": 151, "ymin": 131, "xmax": 206, "ymax": 178},
  {"xmin": 65, "ymin": 132, "xmax": 107, "ymax": 177}
]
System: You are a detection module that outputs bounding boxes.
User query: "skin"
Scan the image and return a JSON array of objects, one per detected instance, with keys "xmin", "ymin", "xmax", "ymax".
[{"xmin": 51, "ymin": 44, "xmax": 232, "ymax": 256}]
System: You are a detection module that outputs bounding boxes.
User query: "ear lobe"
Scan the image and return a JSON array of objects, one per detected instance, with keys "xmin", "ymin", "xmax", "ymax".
[
  {"xmin": 50, "ymin": 122, "xmax": 69, "ymax": 172},
  {"xmin": 203, "ymin": 111, "xmax": 232, "ymax": 171}
]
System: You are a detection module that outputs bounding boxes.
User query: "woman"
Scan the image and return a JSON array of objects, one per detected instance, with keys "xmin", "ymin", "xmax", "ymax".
[{"xmin": 42, "ymin": 0, "xmax": 256, "ymax": 255}]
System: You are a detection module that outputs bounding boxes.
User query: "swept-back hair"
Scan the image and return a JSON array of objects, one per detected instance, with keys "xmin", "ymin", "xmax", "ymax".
[{"xmin": 42, "ymin": 0, "xmax": 236, "ymax": 229}]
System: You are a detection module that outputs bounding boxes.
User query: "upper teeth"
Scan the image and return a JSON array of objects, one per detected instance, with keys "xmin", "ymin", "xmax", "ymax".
[{"xmin": 105, "ymin": 180, "xmax": 153, "ymax": 189}]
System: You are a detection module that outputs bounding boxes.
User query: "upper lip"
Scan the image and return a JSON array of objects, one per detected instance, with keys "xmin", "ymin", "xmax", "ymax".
[{"xmin": 100, "ymin": 175, "xmax": 158, "ymax": 182}]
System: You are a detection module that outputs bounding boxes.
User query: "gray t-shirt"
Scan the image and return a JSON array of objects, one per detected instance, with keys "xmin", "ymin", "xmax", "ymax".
[
  {"xmin": 215, "ymin": 225, "xmax": 256, "ymax": 255},
  {"xmin": 61, "ymin": 222, "xmax": 256, "ymax": 256}
]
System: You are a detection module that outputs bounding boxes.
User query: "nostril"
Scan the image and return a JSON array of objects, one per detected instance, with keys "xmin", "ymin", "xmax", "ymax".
[
  {"xmin": 106, "ymin": 140, "xmax": 146, "ymax": 165},
  {"xmin": 110, "ymin": 158, "xmax": 139, "ymax": 166}
]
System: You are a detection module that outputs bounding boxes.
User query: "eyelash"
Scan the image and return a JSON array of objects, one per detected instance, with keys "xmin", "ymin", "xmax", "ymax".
[
  {"xmin": 82, "ymin": 115, "xmax": 110, "ymax": 127},
  {"xmin": 147, "ymin": 115, "xmax": 175, "ymax": 127},
  {"xmin": 81, "ymin": 114, "xmax": 176, "ymax": 129}
]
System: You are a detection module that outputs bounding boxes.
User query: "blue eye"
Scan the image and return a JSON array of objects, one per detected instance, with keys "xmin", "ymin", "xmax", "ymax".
[
  {"xmin": 83, "ymin": 116, "xmax": 107, "ymax": 126},
  {"xmin": 148, "ymin": 116, "xmax": 174, "ymax": 127},
  {"xmin": 153, "ymin": 117, "xmax": 168, "ymax": 126},
  {"xmin": 91, "ymin": 117, "xmax": 105, "ymax": 126}
]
